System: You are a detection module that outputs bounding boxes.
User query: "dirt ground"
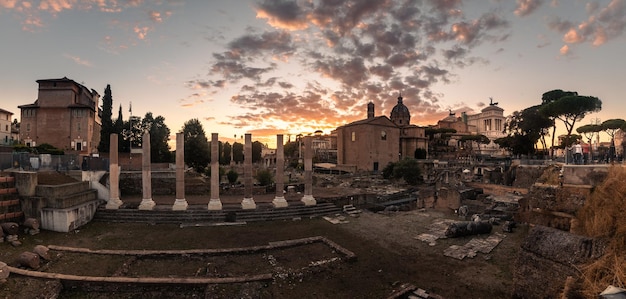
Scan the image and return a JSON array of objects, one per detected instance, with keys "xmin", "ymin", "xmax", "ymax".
[
  {"xmin": 0, "ymin": 171, "xmax": 528, "ymax": 298},
  {"xmin": 0, "ymin": 209, "xmax": 526, "ymax": 299}
]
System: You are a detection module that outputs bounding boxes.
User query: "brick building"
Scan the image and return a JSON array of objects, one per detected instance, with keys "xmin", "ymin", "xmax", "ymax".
[
  {"xmin": 336, "ymin": 95, "xmax": 428, "ymax": 172},
  {"xmin": 18, "ymin": 77, "xmax": 102, "ymax": 155}
]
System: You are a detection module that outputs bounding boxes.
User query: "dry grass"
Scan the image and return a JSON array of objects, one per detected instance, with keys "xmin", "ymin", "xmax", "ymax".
[{"xmin": 576, "ymin": 165, "xmax": 626, "ymax": 296}]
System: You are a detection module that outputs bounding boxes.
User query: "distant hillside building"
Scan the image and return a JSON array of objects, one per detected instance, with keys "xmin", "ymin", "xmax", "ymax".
[
  {"xmin": 435, "ymin": 100, "xmax": 508, "ymax": 157},
  {"xmin": 335, "ymin": 95, "xmax": 428, "ymax": 172},
  {"xmin": 0, "ymin": 108, "xmax": 14, "ymax": 146},
  {"xmin": 18, "ymin": 77, "xmax": 102, "ymax": 155}
]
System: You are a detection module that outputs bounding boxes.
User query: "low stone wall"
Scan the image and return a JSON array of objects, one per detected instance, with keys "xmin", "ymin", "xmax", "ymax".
[
  {"xmin": 513, "ymin": 225, "xmax": 605, "ymax": 298},
  {"xmin": 119, "ymin": 171, "xmax": 211, "ymax": 195},
  {"xmin": 561, "ymin": 164, "xmax": 609, "ymax": 186},
  {"xmin": 516, "ymin": 184, "xmax": 589, "ymax": 231},
  {"xmin": 36, "ymin": 181, "xmax": 91, "ymax": 199},
  {"xmin": 435, "ymin": 187, "xmax": 461, "ymax": 211},
  {"xmin": 511, "ymin": 165, "xmax": 546, "ymax": 188}
]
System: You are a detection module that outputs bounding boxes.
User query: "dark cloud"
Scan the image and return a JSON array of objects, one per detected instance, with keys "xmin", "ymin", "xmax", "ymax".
[
  {"xmin": 427, "ymin": 0, "xmax": 462, "ymax": 14},
  {"xmin": 254, "ymin": 0, "xmax": 310, "ymax": 30},
  {"xmin": 227, "ymin": 30, "xmax": 295, "ymax": 58},
  {"xmin": 211, "ymin": 59, "xmax": 274, "ymax": 81},
  {"xmin": 442, "ymin": 45, "xmax": 468, "ymax": 60},
  {"xmin": 313, "ymin": 57, "xmax": 369, "ymax": 88},
  {"xmin": 194, "ymin": 0, "xmax": 515, "ymax": 133},
  {"xmin": 546, "ymin": 16, "xmax": 573, "ymax": 33}
]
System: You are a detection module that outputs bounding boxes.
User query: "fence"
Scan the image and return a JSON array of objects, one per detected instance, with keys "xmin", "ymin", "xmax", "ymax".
[{"xmin": 0, "ymin": 152, "xmax": 109, "ymax": 172}]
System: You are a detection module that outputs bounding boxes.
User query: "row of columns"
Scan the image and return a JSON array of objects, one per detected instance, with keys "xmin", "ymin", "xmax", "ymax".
[{"xmin": 105, "ymin": 133, "xmax": 316, "ymax": 210}]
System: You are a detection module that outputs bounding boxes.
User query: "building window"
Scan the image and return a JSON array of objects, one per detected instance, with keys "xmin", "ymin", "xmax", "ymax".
[
  {"xmin": 26, "ymin": 123, "xmax": 30, "ymax": 131},
  {"xmin": 77, "ymin": 122, "xmax": 81, "ymax": 131},
  {"xmin": 73, "ymin": 110, "xmax": 86, "ymax": 117},
  {"xmin": 351, "ymin": 132, "xmax": 356, "ymax": 142},
  {"xmin": 24, "ymin": 109, "xmax": 36, "ymax": 118},
  {"xmin": 4, "ymin": 125, "xmax": 7, "ymax": 132},
  {"xmin": 381, "ymin": 130, "xmax": 387, "ymax": 140}
]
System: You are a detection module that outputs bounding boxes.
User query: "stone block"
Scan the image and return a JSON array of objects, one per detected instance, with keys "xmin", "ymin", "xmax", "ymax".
[{"xmin": 40, "ymin": 199, "xmax": 101, "ymax": 232}]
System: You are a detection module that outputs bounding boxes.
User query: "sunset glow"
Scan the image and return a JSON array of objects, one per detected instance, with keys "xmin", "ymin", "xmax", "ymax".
[{"xmin": 2, "ymin": 0, "xmax": 625, "ymax": 149}]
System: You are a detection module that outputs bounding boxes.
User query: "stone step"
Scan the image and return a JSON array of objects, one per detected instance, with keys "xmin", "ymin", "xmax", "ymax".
[
  {"xmin": 342, "ymin": 204, "xmax": 362, "ymax": 217},
  {"xmin": 93, "ymin": 203, "xmax": 341, "ymax": 224},
  {"xmin": 45, "ymin": 189, "xmax": 98, "ymax": 209}
]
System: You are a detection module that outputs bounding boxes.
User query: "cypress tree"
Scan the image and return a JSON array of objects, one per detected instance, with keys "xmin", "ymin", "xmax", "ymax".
[{"xmin": 97, "ymin": 85, "xmax": 114, "ymax": 152}]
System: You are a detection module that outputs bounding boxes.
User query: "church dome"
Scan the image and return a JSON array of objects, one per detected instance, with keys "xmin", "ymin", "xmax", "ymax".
[{"xmin": 390, "ymin": 94, "xmax": 410, "ymax": 126}]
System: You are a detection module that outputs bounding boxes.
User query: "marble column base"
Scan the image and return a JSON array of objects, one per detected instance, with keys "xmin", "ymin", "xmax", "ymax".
[
  {"xmin": 105, "ymin": 197, "xmax": 123, "ymax": 209},
  {"xmin": 208, "ymin": 198, "xmax": 223, "ymax": 210},
  {"xmin": 301, "ymin": 195, "xmax": 316, "ymax": 206},
  {"xmin": 241, "ymin": 197, "xmax": 256, "ymax": 210},
  {"xmin": 172, "ymin": 199, "xmax": 188, "ymax": 211},
  {"xmin": 272, "ymin": 196, "xmax": 288, "ymax": 208},
  {"xmin": 138, "ymin": 199, "xmax": 156, "ymax": 210}
]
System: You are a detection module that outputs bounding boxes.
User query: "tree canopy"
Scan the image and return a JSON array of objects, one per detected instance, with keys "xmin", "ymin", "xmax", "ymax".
[
  {"xmin": 142, "ymin": 112, "xmax": 172, "ymax": 163},
  {"xmin": 182, "ymin": 118, "xmax": 210, "ymax": 173},
  {"xmin": 539, "ymin": 94, "xmax": 602, "ymax": 141},
  {"xmin": 600, "ymin": 119, "xmax": 626, "ymax": 142},
  {"xmin": 500, "ymin": 105, "xmax": 553, "ymax": 155}
]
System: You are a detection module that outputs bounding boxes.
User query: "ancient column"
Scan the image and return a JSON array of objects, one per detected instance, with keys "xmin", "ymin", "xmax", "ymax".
[
  {"xmin": 241, "ymin": 133, "xmax": 256, "ymax": 209},
  {"xmin": 207, "ymin": 133, "xmax": 223, "ymax": 210},
  {"xmin": 138, "ymin": 132, "xmax": 155, "ymax": 210},
  {"xmin": 172, "ymin": 133, "xmax": 188, "ymax": 210},
  {"xmin": 272, "ymin": 134, "xmax": 288, "ymax": 208},
  {"xmin": 105, "ymin": 134, "xmax": 123, "ymax": 209},
  {"xmin": 301, "ymin": 135, "xmax": 316, "ymax": 206}
]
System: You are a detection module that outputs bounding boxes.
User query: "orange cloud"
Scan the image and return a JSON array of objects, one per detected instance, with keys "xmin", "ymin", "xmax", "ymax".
[
  {"xmin": 0, "ymin": 0, "xmax": 17, "ymax": 9},
  {"xmin": 134, "ymin": 25, "xmax": 150, "ymax": 39},
  {"xmin": 256, "ymin": 8, "xmax": 308, "ymax": 31},
  {"xmin": 563, "ymin": 28, "xmax": 583, "ymax": 43},
  {"xmin": 38, "ymin": 0, "xmax": 73, "ymax": 14},
  {"xmin": 64, "ymin": 54, "xmax": 93, "ymax": 67}
]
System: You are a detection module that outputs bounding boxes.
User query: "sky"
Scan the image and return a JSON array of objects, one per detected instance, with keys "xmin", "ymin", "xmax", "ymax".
[{"xmin": 1, "ymin": 0, "xmax": 625, "ymax": 148}]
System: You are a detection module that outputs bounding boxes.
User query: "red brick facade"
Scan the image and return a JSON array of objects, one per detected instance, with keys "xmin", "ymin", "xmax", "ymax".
[{"xmin": 18, "ymin": 77, "xmax": 101, "ymax": 155}]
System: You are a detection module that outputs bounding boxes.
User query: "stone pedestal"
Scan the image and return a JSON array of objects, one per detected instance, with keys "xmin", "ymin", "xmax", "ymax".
[
  {"xmin": 241, "ymin": 197, "xmax": 256, "ymax": 209},
  {"xmin": 242, "ymin": 133, "xmax": 256, "ymax": 209},
  {"xmin": 208, "ymin": 133, "xmax": 223, "ymax": 210},
  {"xmin": 172, "ymin": 133, "xmax": 188, "ymax": 210},
  {"xmin": 138, "ymin": 132, "xmax": 156, "ymax": 210},
  {"xmin": 106, "ymin": 134, "xmax": 123, "ymax": 209},
  {"xmin": 301, "ymin": 195, "xmax": 316, "ymax": 206},
  {"xmin": 272, "ymin": 134, "xmax": 288, "ymax": 208},
  {"xmin": 207, "ymin": 199, "xmax": 223, "ymax": 210},
  {"xmin": 301, "ymin": 136, "xmax": 316, "ymax": 206}
]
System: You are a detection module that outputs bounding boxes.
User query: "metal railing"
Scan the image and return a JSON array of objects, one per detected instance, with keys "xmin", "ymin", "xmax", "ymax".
[{"xmin": 0, "ymin": 152, "xmax": 109, "ymax": 171}]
